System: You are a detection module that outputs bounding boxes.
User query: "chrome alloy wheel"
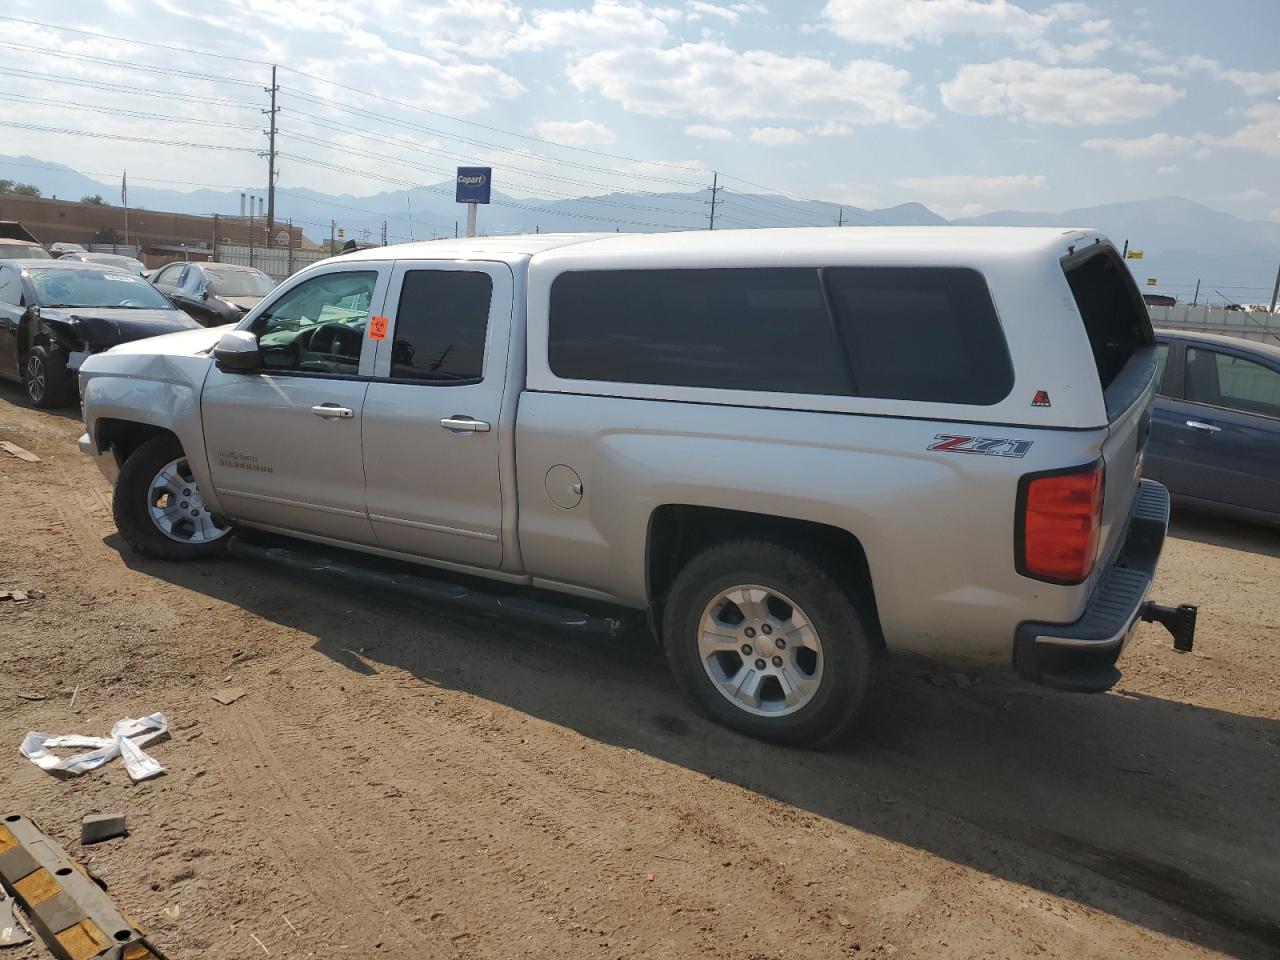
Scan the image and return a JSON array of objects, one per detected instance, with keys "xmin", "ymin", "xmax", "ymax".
[
  {"xmin": 24, "ymin": 354, "xmax": 46, "ymax": 403},
  {"xmin": 146, "ymin": 457, "xmax": 229, "ymax": 545},
  {"xmin": 697, "ymin": 585, "xmax": 824, "ymax": 717}
]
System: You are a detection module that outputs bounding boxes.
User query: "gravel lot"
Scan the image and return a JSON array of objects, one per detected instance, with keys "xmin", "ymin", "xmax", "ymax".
[{"xmin": 1, "ymin": 383, "xmax": 1277, "ymax": 960}]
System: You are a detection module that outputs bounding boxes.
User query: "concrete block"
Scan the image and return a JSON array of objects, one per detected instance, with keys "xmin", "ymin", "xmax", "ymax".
[{"xmin": 80, "ymin": 814, "xmax": 127, "ymax": 845}]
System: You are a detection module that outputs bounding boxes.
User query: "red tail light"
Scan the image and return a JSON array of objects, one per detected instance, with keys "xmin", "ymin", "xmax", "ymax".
[{"xmin": 1017, "ymin": 461, "xmax": 1104, "ymax": 584}]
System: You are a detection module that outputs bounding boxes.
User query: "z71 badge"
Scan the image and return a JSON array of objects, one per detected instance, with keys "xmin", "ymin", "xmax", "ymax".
[{"xmin": 928, "ymin": 435, "xmax": 1033, "ymax": 458}]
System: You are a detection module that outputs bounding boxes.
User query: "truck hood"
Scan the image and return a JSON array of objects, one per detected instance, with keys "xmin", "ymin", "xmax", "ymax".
[{"xmin": 42, "ymin": 306, "xmax": 200, "ymax": 348}]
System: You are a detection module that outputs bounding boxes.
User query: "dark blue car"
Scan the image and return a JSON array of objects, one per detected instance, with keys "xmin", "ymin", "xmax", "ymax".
[{"xmin": 1146, "ymin": 329, "xmax": 1280, "ymax": 525}]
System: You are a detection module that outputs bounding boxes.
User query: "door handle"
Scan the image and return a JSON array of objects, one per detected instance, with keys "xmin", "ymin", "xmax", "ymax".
[
  {"xmin": 1185, "ymin": 420, "xmax": 1221, "ymax": 433},
  {"xmin": 311, "ymin": 404, "xmax": 354, "ymax": 419},
  {"xmin": 440, "ymin": 416, "xmax": 491, "ymax": 433}
]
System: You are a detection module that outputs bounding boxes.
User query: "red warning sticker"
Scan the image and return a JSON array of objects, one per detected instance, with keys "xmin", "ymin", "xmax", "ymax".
[
  {"xmin": 1031, "ymin": 390, "xmax": 1051, "ymax": 407},
  {"xmin": 368, "ymin": 315, "xmax": 389, "ymax": 340}
]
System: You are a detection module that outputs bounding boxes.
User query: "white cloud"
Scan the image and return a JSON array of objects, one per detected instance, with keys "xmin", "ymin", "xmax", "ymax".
[
  {"xmin": 686, "ymin": 1, "xmax": 743, "ymax": 21},
  {"xmin": 1197, "ymin": 102, "xmax": 1280, "ymax": 158},
  {"xmin": 820, "ymin": 0, "xmax": 1051, "ymax": 47},
  {"xmin": 1028, "ymin": 36, "xmax": 1110, "ymax": 64},
  {"xmin": 1155, "ymin": 165, "xmax": 1180, "ymax": 175},
  {"xmin": 808, "ymin": 121, "xmax": 854, "ymax": 136},
  {"xmin": 748, "ymin": 126, "xmax": 807, "ymax": 145},
  {"xmin": 1215, "ymin": 68, "xmax": 1280, "ymax": 97},
  {"xmin": 940, "ymin": 59, "xmax": 1183, "ymax": 125},
  {"xmin": 567, "ymin": 42, "xmax": 934, "ymax": 128},
  {"xmin": 532, "ymin": 119, "xmax": 618, "ymax": 146},
  {"xmin": 1081, "ymin": 132, "xmax": 1199, "ymax": 159},
  {"xmin": 1144, "ymin": 55, "xmax": 1280, "ymax": 95},
  {"xmin": 894, "ymin": 173, "xmax": 1048, "ymax": 195},
  {"xmin": 685, "ymin": 124, "xmax": 735, "ymax": 139},
  {"xmin": 512, "ymin": 0, "xmax": 671, "ymax": 52}
]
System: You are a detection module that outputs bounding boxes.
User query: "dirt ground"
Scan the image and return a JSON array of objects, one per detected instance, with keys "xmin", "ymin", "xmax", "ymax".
[{"xmin": 1, "ymin": 383, "xmax": 1277, "ymax": 960}]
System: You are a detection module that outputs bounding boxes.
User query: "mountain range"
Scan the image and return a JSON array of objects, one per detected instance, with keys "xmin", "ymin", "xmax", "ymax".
[{"xmin": 3, "ymin": 154, "xmax": 1276, "ymax": 304}]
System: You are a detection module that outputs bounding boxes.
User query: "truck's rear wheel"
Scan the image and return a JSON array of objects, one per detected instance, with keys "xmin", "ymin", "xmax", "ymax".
[
  {"xmin": 663, "ymin": 540, "xmax": 881, "ymax": 746},
  {"xmin": 113, "ymin": 435, "xmax": 231, "ymax": 560}
]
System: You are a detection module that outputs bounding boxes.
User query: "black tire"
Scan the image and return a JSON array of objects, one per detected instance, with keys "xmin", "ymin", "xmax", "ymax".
[
  {"xmin": 662, "ymin": 540, "xmax": 882, "ymax": 747},
  {"xmin": 23, "ymin": 344, "xmax": 71, "ymax": 408},
  {"xmin": 112, "ymin": 435, "xmax": 231, "ymax": 560}
]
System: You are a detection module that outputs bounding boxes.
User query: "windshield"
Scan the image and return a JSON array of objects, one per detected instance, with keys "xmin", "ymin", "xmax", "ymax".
[
  {"xmin": 28, "ymin": 267, "xmax": 176, "ymax": 309},
  {"xmin": 206, "ymin": 268, "xmax": 275, "ymax": 298},
  {"xmin": 0, "ymin": 244, "xmax": 52, "ymax": 260}
]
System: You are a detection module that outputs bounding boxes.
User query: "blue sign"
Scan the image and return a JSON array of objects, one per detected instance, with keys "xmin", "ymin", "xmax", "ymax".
[{"xmin": 455, "ymin": 167, "xmax": 492, "ymax": 204}]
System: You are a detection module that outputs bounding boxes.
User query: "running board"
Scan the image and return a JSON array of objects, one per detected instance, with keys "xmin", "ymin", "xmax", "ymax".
[{"xmin": 227, "ymin": 535, "xmax": 623, "ymax": 638}]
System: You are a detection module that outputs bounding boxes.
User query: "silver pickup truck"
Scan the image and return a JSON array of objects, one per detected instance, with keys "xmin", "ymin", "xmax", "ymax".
[{"xmin": 78, "ymin": 227, "xmax": 1195, "ymax": 745}]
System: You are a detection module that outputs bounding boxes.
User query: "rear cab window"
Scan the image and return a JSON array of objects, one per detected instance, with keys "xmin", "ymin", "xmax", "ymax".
[{"xmin": 547, "ymin": 266, "xmax": 1013, "ymax": 405}]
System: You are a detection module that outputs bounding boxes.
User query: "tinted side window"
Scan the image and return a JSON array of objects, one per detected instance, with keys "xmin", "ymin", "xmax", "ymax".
[
  {"xmin": 389, "ymin": 271, "xmax": 492, "ymax": 382},
  {"xmin": 254, "ymin": 270, "xmax": 377, "ymax": 375},
  {"xmin": 1186, "ymin": 347, "xmax": 1280, "ymax": 418},
  {"xmin": 824, "ymin": 267, "xmax": 1013, "ymax": 405},
  {"xmin": 154, "ymin": 264, "xmax": 183, "ymax": 290},
  {"xmin": 548, "ymin": 268, "xmax": 849, "ymax": 395}
]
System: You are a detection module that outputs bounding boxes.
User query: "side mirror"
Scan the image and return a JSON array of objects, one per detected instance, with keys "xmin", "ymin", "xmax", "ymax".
[{"xmin": 213, "ymin": 329, "xmax": 261, "ymax": 372}]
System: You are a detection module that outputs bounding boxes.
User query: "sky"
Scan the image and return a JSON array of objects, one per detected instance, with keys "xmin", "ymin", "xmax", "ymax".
[{"xmin": 0, "ymin": 0, "xmax": 1277, "ymax": 224}]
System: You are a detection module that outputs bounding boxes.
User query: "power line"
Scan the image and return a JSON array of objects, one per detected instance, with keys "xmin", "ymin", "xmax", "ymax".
[
  {"xmin": 278, "ymin": 88, "xmax": 705, "ymax": 189},
  {"xmin": 280, "ymin": 152, "xmax": 692, "ymax": 231},
  {"xmin": 0, "ymin": 15, "xmax": 706, "ymax": 176},
  {"xmin": 0, "ymin": 66, "xmax": 259, "ymax": 109},
  {"xmin": 0, "ymin": 40, "xmax": 259, "ymax": 87},
  {"xmin": 277, "ymin": 129, "xmax": 704, "ymax": 219},
  {"xmin": 3, "ymin": 93, "xmax": 261, "ymax": 130},
  {"xmin": 282, "ymin": 106, "xmax": 708, "ymax": 203},
  {"xmin": 0, "ymin": 120, "xmax": 259, "ymax": 154}
]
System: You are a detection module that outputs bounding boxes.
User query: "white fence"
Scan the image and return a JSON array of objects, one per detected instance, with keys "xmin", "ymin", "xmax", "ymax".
[
  {"xmin": 214, "ymin": 244, "xmax": 328, "ymax": 282},
  {"xmin": 1148, "ymin": 304, "xmax": 1280, "ymax": 346}
]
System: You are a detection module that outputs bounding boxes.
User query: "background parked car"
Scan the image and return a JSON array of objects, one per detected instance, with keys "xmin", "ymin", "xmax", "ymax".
[
  {"xmin": 48, "ymin": 242, "xmax": 87, "ymax": 258},
  {"xmin": 58, "ymin": 251, "xmax": 147, "ymax": 276},
  {"xmin": 150, "ymin": 261, "xmax": 276, "ymax": 326},
  {"xmin": 1147, "ymin": 329, "xmax": 1280, "ymax": 525},
  {"xmin": 0, "ymin": 259, "xmax": 198, "ymax": 407},
  {"xmin": 0, "ymin": 238, "xmax": 51, "ymax": 260}
]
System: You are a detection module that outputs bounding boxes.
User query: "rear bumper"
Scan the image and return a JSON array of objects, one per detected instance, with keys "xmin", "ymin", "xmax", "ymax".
[{"xmin": 1013, "ymin": 479, "xmax": 1173, "ymax": 693}]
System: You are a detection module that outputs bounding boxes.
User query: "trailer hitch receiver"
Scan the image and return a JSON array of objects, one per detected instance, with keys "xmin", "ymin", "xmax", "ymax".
[{"xmin": 1139, "ymin": 601, "xmax": 1197, "ymax": 652}]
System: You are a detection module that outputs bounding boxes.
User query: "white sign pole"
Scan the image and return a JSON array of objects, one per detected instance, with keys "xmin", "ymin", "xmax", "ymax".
[{"xmin": 466, "ymin": 202, "xmax": 477, "ymax": 238}]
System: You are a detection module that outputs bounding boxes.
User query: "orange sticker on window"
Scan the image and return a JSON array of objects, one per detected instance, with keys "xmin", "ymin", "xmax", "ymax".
[{"xmin": 368, "ymin": 315, "xmax": 389, "ymax": 340}]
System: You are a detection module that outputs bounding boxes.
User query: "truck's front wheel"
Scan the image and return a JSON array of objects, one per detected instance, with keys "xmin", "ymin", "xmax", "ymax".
[
  {"xmin": 113, "ymin": 435, "xmax": 231, "ymax": 560},
  {"xmin": 663, "ymin": 540, "xmax": 881, "ymax": 746}
]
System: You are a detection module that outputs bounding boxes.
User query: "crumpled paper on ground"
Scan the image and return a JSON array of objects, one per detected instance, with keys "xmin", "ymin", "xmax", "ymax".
[{"xmin": 20, "ymin": 712, "xmax": 169, "ymax": 782}]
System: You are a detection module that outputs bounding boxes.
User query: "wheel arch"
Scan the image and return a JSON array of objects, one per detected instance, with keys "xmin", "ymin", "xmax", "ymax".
[
  {"xmin": 95, "ymin": 418, "xmax": 180, "ymax": 467},
  {"xmin": 645, "ymin": 504, "xmax": 884, "ymax": 647}
]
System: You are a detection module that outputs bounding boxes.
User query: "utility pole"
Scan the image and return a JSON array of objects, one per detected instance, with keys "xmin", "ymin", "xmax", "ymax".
[
  {"xmin": 329, "ymin": 219, "xmax": 336, "ymax": 256},
  {"xmin": 1192, "ymin": 279, "xmax": 1200, "ymax": 307},
  {"xmin": 707, "ymin": 171, "xmax": 720, "ymax": 230},
  {"xmin": 837, "ymin": 207, "xmax": 845, "ymax": 227},
  {"xmin": 287, "ymin": 219, "xmax": 294, "ymax": 275},
  {"xmin": 1121, "ymin": 239, "xmax": 1129, "ymax": 259},
  {"xmin": 381, "ymin": 220, "xmax": 387, "ymax": 246},
  {"xmin": 1270, "ymin": 262, "xmax": 1280, "ymax": 315},
  {"xmin": 264, "ymin": 65, "xmax": 279, "ymax": 237}
]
